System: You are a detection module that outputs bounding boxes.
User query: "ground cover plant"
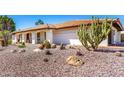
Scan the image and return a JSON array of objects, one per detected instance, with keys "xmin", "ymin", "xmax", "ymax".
[{"xmin": 18, "ymin": 42, "xmax": 26, "ymax": 48}]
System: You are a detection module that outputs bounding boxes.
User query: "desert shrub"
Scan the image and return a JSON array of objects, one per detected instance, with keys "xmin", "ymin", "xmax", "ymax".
[
  {"xmin": 22, "ymin": 42, "xmax": 25, "ymax": 46},
  {"xmin": 43, "ymin": 40, "xmax": 51, "ymax": 49},
  {"xmin": 8, "ymin": 39, "xmax": 12, "ymax": 45},
  {"xmin": 51, "ymin": 44, "xmax": 56, "ymax": 48},
  {"xmin": 43, "ymin": 58, "xmax": 49, "ymax": 62},
  {"xmin": 59, "ymin": 43, "xmax": 65, "ymax": 50},
  {"xmin": 18, "ymin": 44, "xmax": 26, "ymax": 48},
  {"xmin": 77, "ymin": 16, "xmax": 112, "ymax": 51}
]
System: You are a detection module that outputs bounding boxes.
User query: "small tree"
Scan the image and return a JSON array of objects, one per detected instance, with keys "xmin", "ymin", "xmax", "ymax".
[
  {"xmin": 0, "ymin": 15, "xmax": 16, "ymax": 32},
  {"xmin": 0, "ymin": 30, "xmax": 10, "ymax": 46},
  {"xmin": 77, "ymin": 17, "xmax": 112, "ymax": 51},
  {"xmin": 35, "ymin": 19, "xmax": 44, "ymax": 25}
]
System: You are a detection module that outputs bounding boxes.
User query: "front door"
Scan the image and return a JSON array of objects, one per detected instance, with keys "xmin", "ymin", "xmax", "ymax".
[
  {"xmin": 26, "ymin": 33, "xmax": 29, "ymax": 43},
  {"xmin": 37, "ymin": 32, "xmax": 41, "ymax": 44},
  {"xmin": 26, "ymin": 33, "xmax": 32, "ymax": 43}
]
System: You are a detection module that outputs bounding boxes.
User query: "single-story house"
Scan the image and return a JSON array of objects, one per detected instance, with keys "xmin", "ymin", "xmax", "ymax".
[{"xmin": 12, "ymin": 18, "xmax": 124, "ymax": 46}]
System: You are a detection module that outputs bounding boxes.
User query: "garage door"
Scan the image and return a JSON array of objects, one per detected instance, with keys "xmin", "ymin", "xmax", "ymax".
[{"xmin": 53, "ymin": 30, "xmax": 81, "ymax": 45}]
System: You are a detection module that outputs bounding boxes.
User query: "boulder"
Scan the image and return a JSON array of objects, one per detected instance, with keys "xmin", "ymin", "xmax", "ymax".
[
  {"xmin": 115, "ymin": 51, "xmax": 122, "ymax": 57},
  {"xmin": 33, "ymin": 48, "xmax": 41, "ymax": 52},
  {"xmin": 51, "ymin": 44, "xmax": 56, "ymax": 48},
  {"xmin": 66, "ymin": 56, "xmax": 84, "ymax": 66}
]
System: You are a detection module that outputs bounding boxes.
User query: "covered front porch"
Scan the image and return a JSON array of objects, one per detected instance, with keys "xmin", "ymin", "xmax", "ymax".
[{"xmin": 12, "ymin": 30, "xmax": 53, "ymax": 44}]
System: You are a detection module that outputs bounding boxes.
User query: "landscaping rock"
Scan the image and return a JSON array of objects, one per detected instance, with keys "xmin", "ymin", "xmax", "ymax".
[
  {"xmin": 38, "ymin": 44, "xmax": 44, "ymax": 49},
  {"xmin": 66, "ymin": 56, "xmax": 84, "ymax": 66},
  {"xmin": 76, "ymin": 51, "xmax": 83, "ymax": 56},
  {"xmin": 115, "ymin": 51, "xmax": 122, "ymax": 57},
  {"xmin": 51, "ymin": 44, "xmax": 56, "ymax": 48},
  {"xmin": 43, "ymin": 58, "xmax": 49, "ymax": 62},
  {"xmin": 1, "ymin": 44, "xmax": 124, "ymax": 76},
  {"xmin": 18, "ymin": 49, "xmax": 26, "ymax": 53},
  {"xmin": 10, "ymin": 49, "xmax": 17, "ymax": 53},
  {"xmin": 33, "ymin": 48, "xmax": 41, "ymax": 52},
  {"xmin": 66, "ymin": 45, "xmax": 74, "ymax": 49},
  {"xmin": 76, "ymin": 48, "xmax": 84, "ymax": 56}
]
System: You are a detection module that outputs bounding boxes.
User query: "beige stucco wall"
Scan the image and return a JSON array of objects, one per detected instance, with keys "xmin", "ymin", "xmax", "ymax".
[
  {"xmin": 53, "ymin": 27, "xmax": 109, "ymax": 46},
  {"xmin": 99, "ymin": 26, "xmax": 121, "ymax": 46},
  {"xmin": 111, "ymin": 26, "xmax": 121, "ymax": 44},
  {"xmin": 53, "ymin": 27, "xmax": 82, "ymax": 45},
  {"xmin": 12, "ymin": 35, "xmax": 17, "ymax": 44},
  {"xmin": 99, "ymin": 38, "xmax": 108, "ymax": 46},
  {"xmin": 22, "ymin": 34, "xmax": 26, "ymax": 42},
  {"xmin": 114, "ymin": 31, "xmax": 121, "ymax": 44},
  {"xmin": 32, "ymin": 32, "xmax": 37, "ymax": 44}
]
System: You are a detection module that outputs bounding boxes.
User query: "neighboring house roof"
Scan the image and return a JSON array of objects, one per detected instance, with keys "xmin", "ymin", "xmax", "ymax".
[
  {"xmin": 54, "ymin": 20, "xmax": 92, "ymax": 28},
  {"xmin": 12, "ymin": 19, "xmax": 124, "ymax": 34}
]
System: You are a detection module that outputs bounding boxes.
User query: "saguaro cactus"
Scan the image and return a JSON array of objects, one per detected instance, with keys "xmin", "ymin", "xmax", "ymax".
[{"xmin": 77, "ymin": 17, "xmax": 112, "ymax": 51}]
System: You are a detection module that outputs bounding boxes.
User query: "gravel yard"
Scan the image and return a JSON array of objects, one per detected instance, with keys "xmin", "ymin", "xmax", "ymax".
[{"xmin": 0, "ymin": 44, "xmax": 124, "ymax": 77}]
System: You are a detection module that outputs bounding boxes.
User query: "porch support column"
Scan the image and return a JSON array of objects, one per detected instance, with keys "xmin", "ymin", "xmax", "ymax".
[
  {"xmin": 22, "ymin": 34, "xmax": 26, "ymax": 43},
  {"xmin": 12, "ymin": 35, "xmax": 17, "ymax": 44},
  {"xmin": 32, "ymin": 32, "xmax": 37, "ymax": 44},
  {"xmin": 46, "ymin": 30, "xmax": 53, "ymax": 44}
]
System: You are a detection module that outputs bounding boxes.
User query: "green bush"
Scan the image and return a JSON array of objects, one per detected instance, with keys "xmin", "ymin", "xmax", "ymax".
[
  {"xmin": 8, "ymin": 39, "xmax": 12, "ymax": 45},
  {"xmin": 18, "ymin": 42, "xmax": 26, "ymax": 48},
  {"xmin": 43, "ymin": 40, "xmax": 51, "ymax": 49}
]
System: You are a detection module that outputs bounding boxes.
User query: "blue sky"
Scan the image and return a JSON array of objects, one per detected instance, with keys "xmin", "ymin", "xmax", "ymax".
[{"xmin": 8, "ymin": 15, "xmax": 124, "ymax": 30}]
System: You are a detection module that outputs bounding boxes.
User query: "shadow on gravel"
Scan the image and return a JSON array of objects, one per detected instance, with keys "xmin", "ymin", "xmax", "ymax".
[
  {"xmin": 0, "ymin": 48, "xmax": 6, "ymax": 51},
  {"xmin": 95, "ymin": 48, "xmax": 124, "ymax": 53}
]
